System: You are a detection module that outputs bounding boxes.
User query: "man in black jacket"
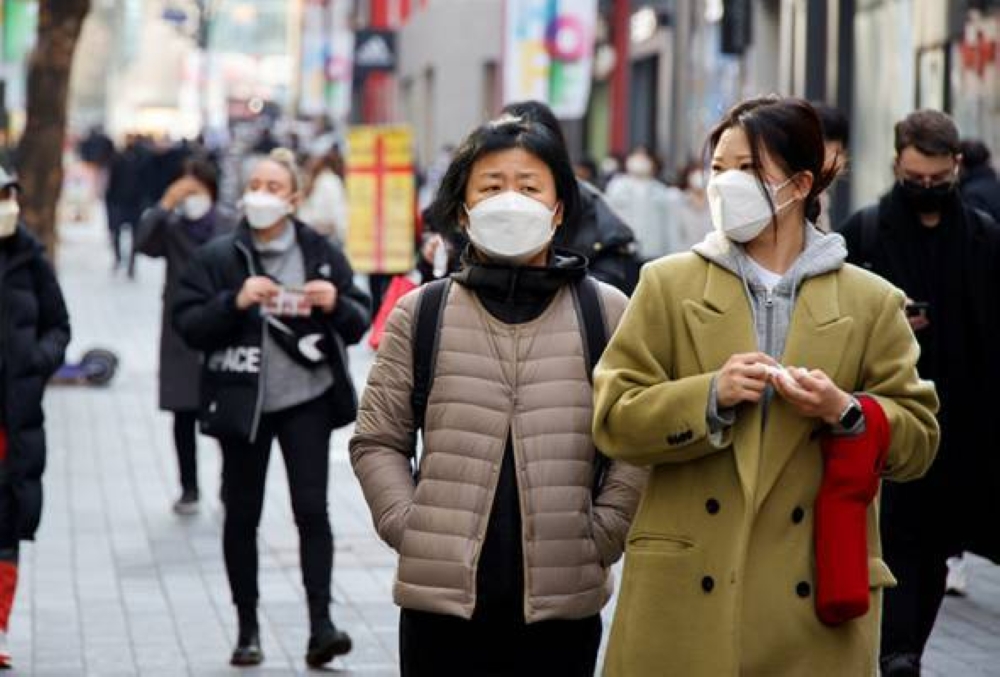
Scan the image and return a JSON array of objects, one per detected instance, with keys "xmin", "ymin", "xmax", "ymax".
[
  {"xmin": 0, "ymin": 167, "xmax": 70, "ymax": 668},
  {"xmin": 173, "ymin": 152, "xmax": 370, "ymax": 669},
  {"xmin": 838, "ymin": 111, "xmax": 1000, "ymax": 677}
]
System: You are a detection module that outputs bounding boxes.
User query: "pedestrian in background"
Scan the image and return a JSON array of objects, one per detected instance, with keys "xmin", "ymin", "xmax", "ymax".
[
  {"xmin": 105, "ymin": 134, "xmax": 148, "ymax": 278},
  {"xmin": 959, "ymin": 138, "xmax": 1000, "ymax": 222},
  {"xmin": 838, "ymin": 110, "xmax": 1000, "ymax": 677},
  {"xmin": 136, "ymin": 157, "xmax": 236, "ymax": 515},
  {"xmin": 812, "ymin": 103, "xmax": 850, "ymax": 232},
  {"xmin": 673, "ymin": 160, "xmax": 712, "ymax": 251},
  {"xmin": 605, "ymin": 145, "xmax": 682, "ymax": 261},
  {"xmin": 173, "ymin": 149, "xmax": 370, "ymax": 668},
  {"xmin": 0, "ymin": 167, "xmax": 71, "ymax": 669},
  {"xmin": 298, "ymin": 146, "xmax": 348, "ymax": 244},
  {"xmin": 947, "ymin": 137, "xmax": 1000, "ymax": 598},
  {"xmin": 593, "ymin": 97, "xmax": 939, "ymax": 676},
  {"xmin": 572, "ymin": 156, "xmax": 599, "ymax": 184},
  {"xmin": 351, "ymin": 115, "xmax": 646, "ymax": 676}
]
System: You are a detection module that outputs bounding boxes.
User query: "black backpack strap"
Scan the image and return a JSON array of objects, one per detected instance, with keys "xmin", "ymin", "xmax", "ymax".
[
  {"xmin": 410, "ymin": 278, "xmax": 451, "ymax": 442},
  {"xmin": 571, "ymin": 276, "xmax": 612, "ymax": 496},
  {"xmin": 572, "ymin": 276, "xmax": 608, "ymax": 380},
  {"xmin": 860, "ymin": 204, "xmax": 879, "ymax": 269}
]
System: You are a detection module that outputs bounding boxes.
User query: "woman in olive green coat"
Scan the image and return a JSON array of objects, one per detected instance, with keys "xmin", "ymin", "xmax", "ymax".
[{"xmin": 592, "ymin": 97, "xmax": 940, "ymax": 676}]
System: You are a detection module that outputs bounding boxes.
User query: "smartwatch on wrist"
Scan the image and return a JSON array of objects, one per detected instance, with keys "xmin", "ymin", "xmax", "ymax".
[{"xmin": 837, "ymin": 396, "xmax": 864, "ymax": 430}]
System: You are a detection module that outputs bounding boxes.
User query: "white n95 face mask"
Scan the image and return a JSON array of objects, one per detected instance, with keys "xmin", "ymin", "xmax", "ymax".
[
  {"xmin": 181, "ymin": 193, "xmax": 213, "ymax": 221},
  {"xmin": 0, "ymin": 200, "xmax": 19, "ymax": 238},
  {"xmin": 465, "ymin": 191, "xmax": 557, "ymax": 265},
  {"xmin": 707, "ymin": 170, "xmax": 795, "ymax": 243},
  {"xmin": 243, "ymin": 190, "xmax": 290, "ymax": 230}
]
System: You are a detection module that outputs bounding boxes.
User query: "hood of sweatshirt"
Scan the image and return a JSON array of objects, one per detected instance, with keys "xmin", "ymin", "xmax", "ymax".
[{"xmin": 691, "ymin": 223, "xmax": 847, "ymax": 360}]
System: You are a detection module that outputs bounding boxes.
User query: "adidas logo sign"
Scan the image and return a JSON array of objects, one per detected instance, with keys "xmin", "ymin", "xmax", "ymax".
[{"xmin": 356, "ymin": 35, "xmax": 394, "ymax": 68}]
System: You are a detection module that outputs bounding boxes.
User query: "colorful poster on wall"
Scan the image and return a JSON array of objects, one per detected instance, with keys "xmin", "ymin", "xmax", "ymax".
[
  {"xmin": 502, "ymin": 0, "xmax": 597, "ymax": 119},
  {"xmin": 345, "ymin": 126, "xmax": 415, "ymax": 274},
  {"xmin": 2, "ymin": 0, "xmax": 37, "ymax": 62},
  {"xmin": 299, "ymin": 1, "xmax": 328, "ymax": 115},
  {"xmin": 327, "ymin": 24, "xmax": 354, "ymax": 121},
  {"xmin": 298, "ymin": 0, "xmax": 354, "ymax": 121}
]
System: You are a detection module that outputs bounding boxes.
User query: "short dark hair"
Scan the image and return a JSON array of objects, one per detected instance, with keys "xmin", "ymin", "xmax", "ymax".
[
  {"xmin": 500, "ymin": 100, "xmax": 568, "ymax": 149},
  {"xmin": 183, "ymin": 157, "xmax": 219, "ymax": 201},
  {"xmin": 427, "ymin": 115, "xmax": 580, "ymax": 233},
  {"xmin": 812, "ymin": 102, "xmax": 850, "ymax": 146},
  {"xmin": 574, "ymin": 156, "xmax": 598, "ymax": 180},
  {"xmin": 960, "ymin": 139, "xmax": 991, "ymax": 169},
  {"xmin": 707, "ymin": 96, "xmax": 839, "ymax": 224},
  {"xmin": 894, "ymin": 110, "xmax": 960, "ymax": 157}
]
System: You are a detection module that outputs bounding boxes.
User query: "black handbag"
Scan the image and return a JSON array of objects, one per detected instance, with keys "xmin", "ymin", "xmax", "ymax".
[{"xmin": 265, "ymin": 315, "xmax": 331, "ymax": 369}]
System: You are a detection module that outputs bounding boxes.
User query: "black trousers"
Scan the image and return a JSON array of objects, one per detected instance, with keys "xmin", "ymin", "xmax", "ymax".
[
  {"xmin": 173, "ymin": 411, "xmax": 198, "ymax": 494},
  {"xmin": 220, "ymin": 394, "xmax": 334, "ymax": 609},
  {"xmin": 879, "ymin": 481, "xmax": 957, "ymax": 666},
  {"xmin": 0, "ymin": 451, "xmax": 16, "ymax": 562},
  {"xmin": 399, "ymin": 608, "xmax": 602, "ymax": 677},
  {"xmin": 368, "ymin": 273, "xmax": 394, "ymax": 317},
  {"xmin": 106, "ymin": 202, "xmax": 137, "ymax": 275}
]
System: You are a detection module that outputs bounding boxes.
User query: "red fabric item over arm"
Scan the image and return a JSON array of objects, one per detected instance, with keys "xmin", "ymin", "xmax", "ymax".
[{"xmin": 814, "ymin": 395, "xmax": 890, "ymax": 625}]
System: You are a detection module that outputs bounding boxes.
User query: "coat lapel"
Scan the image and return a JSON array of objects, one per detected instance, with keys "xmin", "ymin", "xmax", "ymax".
[
  {"xmin": 755, "ymin": 273, "xmax": 854, "ymax": 509},
  {"xmin": 683, "ymin": 263, "xmax": 760, "ymax": 501}
]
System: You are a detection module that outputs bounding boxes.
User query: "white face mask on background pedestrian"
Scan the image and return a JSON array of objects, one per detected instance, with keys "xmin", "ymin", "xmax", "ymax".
[
  {"xmin": 0, "ymin": 200, "xmax": 19, "ymax": 238},
  {"xmin": 464, "ymin": 191, "xmax": 558, "ymax": 265},
  {"xmin": 181, "ymin": 193, "xmax": 213, "ymax": 221},
  {"xmin": 243, "ymin": 190, "xmax": 290, "ymax": 230},
  {"xmin": 625, "ymin": 154, "xmax": 655, "ymax": 179},
  {"xmin": 707, "ymin": 170, "xmax": 797, "ymax": 243}
]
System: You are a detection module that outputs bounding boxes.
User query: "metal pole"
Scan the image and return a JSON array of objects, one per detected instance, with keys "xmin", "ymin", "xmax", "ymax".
[{"xmin": 804, "ymin": 0, "xmax": 827, "ymax": 101}]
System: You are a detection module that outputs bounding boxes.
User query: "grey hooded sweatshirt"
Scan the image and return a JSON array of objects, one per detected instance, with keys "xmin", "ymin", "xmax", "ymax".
[{"xmin": 691, "ymin": 224, "xmax": 850, "ymax": 430}]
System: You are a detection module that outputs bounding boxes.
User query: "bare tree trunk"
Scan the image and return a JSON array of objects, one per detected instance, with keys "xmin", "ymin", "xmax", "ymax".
[{"xmin": 15, "ymin": 0, "xmax": 91, "ymax": 259}]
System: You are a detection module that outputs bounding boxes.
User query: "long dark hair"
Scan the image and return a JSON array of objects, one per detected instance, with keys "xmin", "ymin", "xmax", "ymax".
[
  {"xmin": 426, "ymin": 115, "xmax": 580, "ymax": 234},
  {"xmin": 707, "ymin": 96, "xmax": 839, "ymax": 224}
]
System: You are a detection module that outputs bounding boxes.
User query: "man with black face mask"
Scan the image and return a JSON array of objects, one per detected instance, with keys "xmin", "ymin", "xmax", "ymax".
[{"xmin": 838, "ymin": 110, "xmax": 1000, "ymax": 677}]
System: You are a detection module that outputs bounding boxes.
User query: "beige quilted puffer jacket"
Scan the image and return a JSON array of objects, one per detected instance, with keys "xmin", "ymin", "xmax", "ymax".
[{"xmin": 350, "ymin": 280, "xmax": 646, "ymax": 623}]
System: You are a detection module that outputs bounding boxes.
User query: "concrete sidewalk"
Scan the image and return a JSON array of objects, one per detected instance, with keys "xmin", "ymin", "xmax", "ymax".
[{"xmin": 8, "ymin": 216, "xmax": 1000, "ymax": 675}]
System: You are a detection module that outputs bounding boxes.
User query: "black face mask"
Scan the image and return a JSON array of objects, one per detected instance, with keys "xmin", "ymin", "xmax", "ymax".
[{"xmin": 898, "ymin": 178, "xmax": 956, "ymax": 215}]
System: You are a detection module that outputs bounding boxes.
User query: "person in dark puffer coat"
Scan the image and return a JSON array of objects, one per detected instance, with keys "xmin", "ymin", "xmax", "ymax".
[{"xmin": 0, "ymin": 166, "xmax": 71, "ymax": 669}]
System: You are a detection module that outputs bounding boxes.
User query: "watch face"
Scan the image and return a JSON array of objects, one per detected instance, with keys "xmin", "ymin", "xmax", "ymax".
[{"xmin": 840, "ymin": 402, "xmax": 863, "ymax": 429}]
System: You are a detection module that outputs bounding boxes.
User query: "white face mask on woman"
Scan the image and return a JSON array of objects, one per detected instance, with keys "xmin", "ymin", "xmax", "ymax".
[
  {"xmin": 0, "ymin": 200, "xmax": 19, "ymax": 238},
  {"xmin": 243, "ymin": 190, "xmax": 290, "ymax": 230},
  {"xmin": 464, "ymin": 191, "xmax": 558, "ymax": 265},
  {"xmin": 706, "ymin": 170, "xmax": 796, "ymax": 243},
  {"xmin": 181, "ymin": 193, "xmax": 213, "ymax": 221}
]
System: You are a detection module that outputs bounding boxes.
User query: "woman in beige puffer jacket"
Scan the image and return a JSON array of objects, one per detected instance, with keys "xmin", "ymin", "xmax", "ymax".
[{"xmin": 350, "ymin": 114, "xmax": 646, "ymax": 677}]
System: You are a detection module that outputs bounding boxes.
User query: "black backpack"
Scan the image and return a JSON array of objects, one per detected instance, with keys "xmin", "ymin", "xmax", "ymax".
[{"xmin": 409, "ymin": 276, "xmax": 612, "ymax": 494}]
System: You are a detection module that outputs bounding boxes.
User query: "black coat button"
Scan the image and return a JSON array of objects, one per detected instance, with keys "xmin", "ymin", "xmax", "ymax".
[
  {"xmin": 792, "ymin": 507, "xmax": 805, "ymax": 524},
  {"xmin": 796, "ymin": 581, "xmax": 811, "ymax": 598},
  {"xmin": 706, "ymin": 498, "xmax": 720, "ymax": 515},
  {"xmin": 701, "ymin": 576, "xmax": 715, "ymax": 593}
]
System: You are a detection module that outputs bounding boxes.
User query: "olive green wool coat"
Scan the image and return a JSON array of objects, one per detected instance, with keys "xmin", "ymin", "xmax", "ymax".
[{"xmin": 593, "ymin": 253, "xmax": 940, "ymax": 677}]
